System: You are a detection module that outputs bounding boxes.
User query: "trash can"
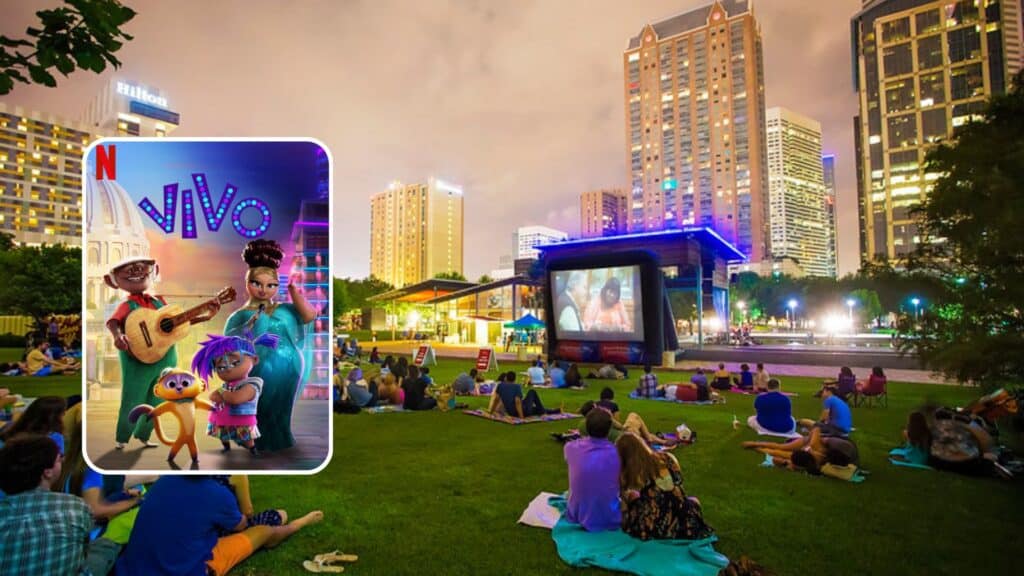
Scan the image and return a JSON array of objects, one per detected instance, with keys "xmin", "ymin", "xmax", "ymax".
[{"xmin": 516, "ymin": 345, "xmax": 527, "ymax": 362}]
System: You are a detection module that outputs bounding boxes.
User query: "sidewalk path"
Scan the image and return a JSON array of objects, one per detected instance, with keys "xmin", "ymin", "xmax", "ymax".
[{"xmin": 366, "ymin": 341, "xmax": 959, "ymax": 385}]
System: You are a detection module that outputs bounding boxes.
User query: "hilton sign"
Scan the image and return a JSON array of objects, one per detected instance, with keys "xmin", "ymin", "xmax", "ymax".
[{"xmin": 116, "ymin": 81, "xmax": 168, "ymax": 108}]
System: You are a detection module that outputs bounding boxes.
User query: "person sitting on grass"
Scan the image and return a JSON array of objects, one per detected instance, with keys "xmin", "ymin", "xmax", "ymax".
[
  {"xmin": 488, "ymin": 371, "xmax": 558, "ymax": 418},
  {"xmin": 401, "ymin": 365, "xmax": 437, "ymax": 411},
  {"xmin": 565, "ymin": 363, "xmax": 586, "ymax": 389},
  {"xmin": 526, "ymin": 360, "xmax": 549, "ymax": 386},
  {"xmin": 25, "ymin": 340, "xmax": 79, "ymax": 376},
  {"xmin": 0, "ymin": 435, "xmax": 93, "ymax": 575},
  {"xmin": 747, "ymin": 379, "xmax": 795, "ymax": 435},
  {"xmin": 889, "ymin": 410, "xmax": 932, "ymax": 467},
  {"xmin": 635, "ymin": 362, "xmax": 658, "ymax": 398},
  {"xmin": 549, "ymin": 359, "xmax": 567, "ymax": 389},
  {"xmin": 800, "ymin": 385, "xmax": 852, "ymax": 437},
  {"xmin": 753, "ymin": 363, "xmax": 771, "ymax": 393},
  {"xmin": 368, "ymin": 346, "xmax": 381, "ymax": 364},
  {"xmin": 0, "ymin": 396, "xmax": 66, "ymax": 453},
  {"xmin": 452, "ymin": 368, "xmax": 480, "ymax": 396},
  {"xmin": 617, "ymin": 432, "xmax": 714, "ymax": 541},
  {"xmin": 115, "ymin": 475, "xmax": 323, "ymax": 576},
  {"xmin": 742, "ymin": 425, "xmax": 859, "ymax": 473},
  {"xmin": 733, "ymin": 363, "xmax": 754, "ymax": 391},
  {"xmin": 689, "ymin": 369, "xmax": 710, "ymax": 401},
  {"xmin": 711, "ymin": 363, "xmax": 732, "ymax": 391},
  {"xmin": 598, "ymin": 387, "xmax": 619, "ymax": 415},
  {"xmin": 421, "ymin": 366, "xmax": 434, "ymax": 385},
  {"xmin": 345, "ymin": 362, "xmax": 379, "ymax": 408},
  {"xmin": 564, "ymin": 408, "xmax": 621, "ymax": 532}
]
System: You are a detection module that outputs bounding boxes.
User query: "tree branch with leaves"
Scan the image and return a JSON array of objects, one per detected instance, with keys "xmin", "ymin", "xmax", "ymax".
[{"xmin": 0, "ymin": 0, "xmax": 136, "ymax": 95}]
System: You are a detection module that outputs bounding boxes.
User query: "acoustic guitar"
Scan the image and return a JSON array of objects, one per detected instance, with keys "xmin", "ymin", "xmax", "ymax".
[{"xmin": 123, "ymin": 287, "xmax": 236, "ymax": 364}]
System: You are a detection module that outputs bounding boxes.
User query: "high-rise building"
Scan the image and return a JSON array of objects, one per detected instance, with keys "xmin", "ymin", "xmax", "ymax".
[
  {"xmin": 764, "ymin": 107, "xmax": 832, "ymax": 277},
  {"xmin": 852, "ymin": 0, "xmax": 1023, "ymax": 262},
  {"xmin": 1, "ymin": 79, "xmax": 180, "ymax": 247},
  {"xmin": 580, "ymin": 188, "xmax": 629, "ymax": 238},
  {"xmin": 822, "ymin": 154, "xmax": 838, "ymax": 277},
  {"xmin": 624, "ymin": 0, "xmax": 768, "ymax": 261},
  {"xmin": 82, "ymin": 79, "xmax": 180, "ymax": 137},
  {"xmin": 516, "ymin": 225, "xmax": 568, "ymax": 259},
  {"xmin": 369, "ymin": 178, "xmax": 464, "ymax": 288},
  {"xmin": 0, "ymin": 103, "xmax": 93, "ymax": 246}
]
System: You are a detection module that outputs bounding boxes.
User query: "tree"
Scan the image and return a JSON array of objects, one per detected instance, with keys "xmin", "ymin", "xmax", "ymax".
[
  {"xmin": 433, "ymin": 271, "xmax": 467, "ymax": 281},
  {"xmin": 0, "ymin": 242, "xmax": 82, "ymax": 327},
  {"xmin": 849, "ymin": 288, "xmax": 883, "ymax": 326},
  {"xmin": 476, "ymin": 274, "xmax": 494, "ymax": 284},
  {"xmin": 332, "ymin": 277, "xmax": 350, "ymax": 326},
  {"xmin": 1, "ymin": 0, "xmax": 136, "ymax": 95},
  {"xmin": 901, "ymin": 71, "xmax": 1024, "ymax": 390}
]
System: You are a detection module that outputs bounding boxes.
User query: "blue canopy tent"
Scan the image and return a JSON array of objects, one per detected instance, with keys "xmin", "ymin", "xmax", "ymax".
[{"xmin": 504, "ymin": 313, "xmax": 545, "ymax": 330}]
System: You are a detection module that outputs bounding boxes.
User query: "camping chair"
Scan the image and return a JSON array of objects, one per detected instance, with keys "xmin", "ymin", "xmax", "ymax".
[{"xmin": 855, "ymin": 379, "xmax": 888, "ymax": 408}]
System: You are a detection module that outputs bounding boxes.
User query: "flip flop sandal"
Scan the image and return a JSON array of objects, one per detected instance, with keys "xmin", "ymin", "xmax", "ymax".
[
  {"xmin": 303, "ymin": 560, "xmax": 343, "ymax": 573},
  {"xmin": 314, "ymin": 550, "xmax": 359, "ymax": 564}
]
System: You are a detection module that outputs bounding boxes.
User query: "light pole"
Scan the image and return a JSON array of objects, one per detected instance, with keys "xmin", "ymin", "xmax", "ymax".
[
  {"xmin": 787, "ymin": 299, "xmax": 798, "ymax": 332},
  {"xmin": 911, "ymin": 297, "xmax": 921, "ymax": 320},
  {"xmin": 846, "ymin": 298, "xmax": 855, "ymax": 323},
  {"xmin": 736, "ymin": 300, "xmax": 746, "ymax": 325}
]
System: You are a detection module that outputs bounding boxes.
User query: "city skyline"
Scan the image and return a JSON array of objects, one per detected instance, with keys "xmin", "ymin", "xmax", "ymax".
[{"xmin": 1, "ymin": 0, "xmax": 864, "ymax": 278}]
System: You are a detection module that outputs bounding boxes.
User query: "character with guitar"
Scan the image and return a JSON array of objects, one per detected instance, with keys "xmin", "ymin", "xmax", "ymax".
[{"xmin": 104, "ymin": 257, "xmax": 235, "ymax": 450}]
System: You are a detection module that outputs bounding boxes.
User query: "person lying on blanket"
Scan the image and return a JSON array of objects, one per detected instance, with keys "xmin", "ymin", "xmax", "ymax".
[
  {"xmin": 578, "ymin": 401, "xmax": 676, "ymax": 447},
  {"xmin": 487, "ymin": 371, "xmax": 560, "ymax": 418},
  {"xmin": 658, "ymin": 381, "xmax": 706, "ymax": 403},
  {"xmin": 747, "ymin": 379, "xmax": 796, "ymax": 435},
  {"xmin": 742, "ymin": 426, "xmax": 859, "ymax": 474}
]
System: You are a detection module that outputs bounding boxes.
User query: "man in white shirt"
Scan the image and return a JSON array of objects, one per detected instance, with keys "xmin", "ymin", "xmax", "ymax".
[{"xmin": 526, "ymin": 361, "xmax": 548, "ymax": 386}]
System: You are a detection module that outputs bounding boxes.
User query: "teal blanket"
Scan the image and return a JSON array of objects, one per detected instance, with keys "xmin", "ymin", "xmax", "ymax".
[
  {"xmin": 889, "ymin": 444, "xmax": 934, "ymax": 470},
  {"xmin": 548, "ymin": 495, "xmax": 729, "ymax": 576}
]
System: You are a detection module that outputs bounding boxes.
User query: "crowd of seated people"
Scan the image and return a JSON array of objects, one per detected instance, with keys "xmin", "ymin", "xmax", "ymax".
[{"xmin": 0, "ymin": 396, "xmax": 323, "ymax": 575}]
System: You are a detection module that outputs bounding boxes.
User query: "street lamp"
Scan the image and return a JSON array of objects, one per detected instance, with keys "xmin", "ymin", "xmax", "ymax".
[
  {"xmin": 787, "ymin": 299, "xmax": 798, "ymax": 331},
  {"xmin": 911, "ymin": 297, "xmax": 921, "ymax": 320},
  {"xmin": 736, "ymin": 300, "xmax": 746, "ymax": 325},
  {"xmin": 846, "ymin": 298, "xmax": 855, "ymax": 322}
]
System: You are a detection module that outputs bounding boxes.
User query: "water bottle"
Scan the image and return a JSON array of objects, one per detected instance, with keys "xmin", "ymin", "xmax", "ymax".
[{"xmin": 732, "ymin": 414, "xmax": 739, "ymax": 430}]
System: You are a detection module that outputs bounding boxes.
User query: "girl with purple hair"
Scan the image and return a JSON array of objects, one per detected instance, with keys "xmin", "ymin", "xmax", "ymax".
[{"xmin": 192, "ymin": 332, "xmax": 279, "ymax": 455}]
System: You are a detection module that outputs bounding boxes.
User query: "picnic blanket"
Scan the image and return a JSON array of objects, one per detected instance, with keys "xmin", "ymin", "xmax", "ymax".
[
  {"xmin": 518, "ymin": 491, "xmax": 561, "ymax": 529},
  {"xmin": 628, "ymin": 392, "xmax": 721, "ymax": 406},
  {"xmin": 363, "ymin": 404, "xmax": 409, "ymax": 414},
  {"xmin": 463, "ymin": 409, "xmax": 581, "ymax": 425},
  {"xmin": 889, "ymin": 444, "xmax": 934, "ymax": 470},
  {"xmin": 728, "ymin": 387, "xmax": 798, "ymax": 397},
  {"xmin": 547, "ymin": 494, "xmax": 729, "ymax": 576},
  {"xmin": 745, "ymin": 414, "xmax": 802, "ymax": 439}
]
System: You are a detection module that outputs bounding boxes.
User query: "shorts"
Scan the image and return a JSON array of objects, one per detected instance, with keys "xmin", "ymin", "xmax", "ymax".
[
  {"xmin": 32, "ymin": 365, "xmax": 52, "ymax": 377},
  {"xmin": 814, "ymin": 422, "xmax": 849, "ymax": 438},
  {"xmin": 206, "ymin": 531, "xmax": 257, "ymax": 576}
]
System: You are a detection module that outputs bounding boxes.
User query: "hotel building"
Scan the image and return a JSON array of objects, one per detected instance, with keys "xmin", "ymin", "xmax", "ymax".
[
  {"xmin": 624, "ymin": 0, "xmax": 769, "ymax": 262},
  {"xmin": 369, "ymin": 178, "xmax": 464, "ymax": 288},
  {"xmin": 852, "ymin": 0, "xmax": 1023, "ymax": 262}
]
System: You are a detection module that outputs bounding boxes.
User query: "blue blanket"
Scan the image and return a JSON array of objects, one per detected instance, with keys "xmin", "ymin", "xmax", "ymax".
[{"xmin": 548, "ymin": 495, "xmax": 729, "ymax": 576}]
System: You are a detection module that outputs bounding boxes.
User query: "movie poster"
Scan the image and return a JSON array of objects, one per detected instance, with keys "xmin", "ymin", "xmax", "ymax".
[{"xmin": 82, "ymin": 139, "xmax": 331, "ymax": 473}]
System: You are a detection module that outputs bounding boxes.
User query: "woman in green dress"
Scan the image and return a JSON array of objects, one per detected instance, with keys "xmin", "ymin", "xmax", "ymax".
[{"xmin": 224, "ymin": 240, "xmax": 318, "ymax": 451}]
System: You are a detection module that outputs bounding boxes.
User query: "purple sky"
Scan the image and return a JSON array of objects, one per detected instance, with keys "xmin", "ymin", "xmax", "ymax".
[{"xmin": 2, "ymin": 0, "xmax": 862, "ymax": 278}]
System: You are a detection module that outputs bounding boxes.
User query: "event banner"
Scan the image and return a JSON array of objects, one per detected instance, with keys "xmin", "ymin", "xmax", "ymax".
[{"xmin": 82, "ymin": 139, "xmax": 332, "ymax": 474}]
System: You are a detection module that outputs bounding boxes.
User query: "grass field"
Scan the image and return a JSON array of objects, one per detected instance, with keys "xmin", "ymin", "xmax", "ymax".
[{"xmin": 3, "ymin": 349, "xmax": 1021, "ymax": 575}]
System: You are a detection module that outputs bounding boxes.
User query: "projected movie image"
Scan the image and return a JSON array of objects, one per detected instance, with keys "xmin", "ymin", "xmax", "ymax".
[{"xmin": 552, "ymin": 266, "xmax": 644, "ymax": 342}]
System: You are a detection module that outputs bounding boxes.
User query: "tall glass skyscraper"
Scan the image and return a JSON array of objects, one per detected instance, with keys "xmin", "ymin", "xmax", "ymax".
[
  {"xmin": 852, "ymin": 0, "xmax": 1023, "ymax": 262},
  {"xmin": 624, "ymin": 0, "xmax": 768, "ymax": 262}
]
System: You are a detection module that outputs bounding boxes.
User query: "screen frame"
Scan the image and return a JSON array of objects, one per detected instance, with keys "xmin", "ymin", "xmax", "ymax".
[{"xmin": 543, "ymin": 251, "xmax": 664, "ymax": 363}]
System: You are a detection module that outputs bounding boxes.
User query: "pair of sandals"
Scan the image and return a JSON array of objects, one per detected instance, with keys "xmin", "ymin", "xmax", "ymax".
[{"xmin": 303, "ymin": 550, "xmax": 358, "ymax": 573}]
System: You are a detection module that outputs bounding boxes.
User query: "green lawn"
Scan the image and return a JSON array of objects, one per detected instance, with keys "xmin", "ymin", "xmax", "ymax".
[
  {"xmin": 241, "ymin": 361, "xmax": 1019, "ymax": 575},
  {"xmin": 1, "ymin": 348, "xmax": 82, "ymax": 399},
  {"xmin": 5, "ymin": 349, "xmax": 1021, "ymax": 575}
]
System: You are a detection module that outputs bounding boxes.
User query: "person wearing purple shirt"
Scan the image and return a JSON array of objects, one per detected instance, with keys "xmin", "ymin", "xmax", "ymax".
[{"xmin": 564, "ymin": 408, "xmax": 621, "ymax": 532}]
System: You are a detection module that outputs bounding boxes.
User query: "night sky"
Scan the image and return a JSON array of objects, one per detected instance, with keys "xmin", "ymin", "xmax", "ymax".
[{"xmin": 1, "ymin": 0, "xmax": 863, "ymax": 278}]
